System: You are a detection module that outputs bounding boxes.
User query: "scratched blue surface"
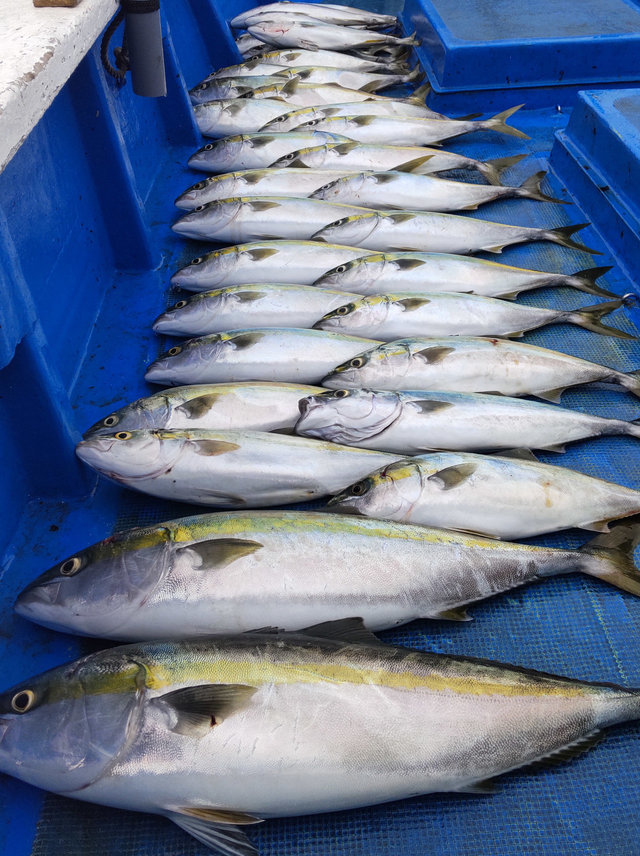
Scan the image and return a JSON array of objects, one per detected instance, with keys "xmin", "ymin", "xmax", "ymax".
[{"xmin": 1, "ymin": 1, "xmax": 640, "ymax": 855}]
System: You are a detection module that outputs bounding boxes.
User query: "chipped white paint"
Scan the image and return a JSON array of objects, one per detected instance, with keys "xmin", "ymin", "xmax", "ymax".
[{"xmin": 0, "ymin": 0, "xmax": 118, "ymax": 173}]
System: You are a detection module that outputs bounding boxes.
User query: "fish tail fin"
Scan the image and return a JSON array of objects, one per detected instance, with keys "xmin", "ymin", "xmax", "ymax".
[
  {"xmin": 620, "ymin": 368, "xmax": 640, "ymax": 399},
  {"xmin": 563, "ymin": 298, "xmax": 636, "ymax": 340},
  {"xmin": 400, "ymin": 30, "xmax": 421, "ymax": 46},
  {"xmin": 564, "ymin": 266, "xmax": 616, "ymax": 298},
  {"xmin": 579, "ymin": 517, "xmax": 640, "ymax": 596},
  {"xmin": 621, "ymin": 417, "xmax": 640, "ymax": 440},
  {"xmin": 407, "ymin": 81, "xmax": 431, "ymax": 104},
  {"xmin": 517, "ymin": 171, "xmax": 567, "ymax": 204},
  {"xmin": 404, "ymin": 63, "xmax": 425, "ymax": 83},
  {"xmin": 484, "ymin": 104, "xmax": 530, "ymax": 139},
  {"xmin": 545, "ymin": 223, "xmax": 602, "ymax": 254},
  {"xmin": 478, "ymin": 153, "xmax": 527, "ymax": 185}
]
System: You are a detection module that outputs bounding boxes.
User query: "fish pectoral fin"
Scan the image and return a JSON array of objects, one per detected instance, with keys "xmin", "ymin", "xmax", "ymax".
[
  {"xmin": 176, "ymin": 538, "xmax": 263, "ymax": 569},
  {"xmin": 411, "ymin": 399, "xmax": 454, "ymax": 415},
  {"xmin": 396, "ymin": 297, "xmax": 431, "ymax": 311},
  {"xmin": 158, "ymin": 684, "xmax": 258, "ymax": 735},
  {"xmin": 191, "ymin": 440, "xmax": 241, "ymax": 456},
  {"xmin": 427, "ymin": 462, "xmax": 477, "ymax": 490},
  {"xmin": 535, "ymin": 386, "xmax": 566, "ymax": 403},
  {"xmin": 299, "ymin": 617, "xmax": 386, "ymax": 647},
  {"xmin": 454, "ymin": 778, "xmax": 498, "ymax": 795},
  {"xmin": 167, "ymin": 809, "xmax": 259, "ymax": 856},
  {"xmin": 435, "ymin": 607, "xmax": 472, "ymax": 622},
  {"xmin": 496, "ymin": 447, "xmax": 539, "ymax": 462},
  {"xmin": 414, "ymin": 346, "xmax": 455, "ymax": 364},
  {"xmin": 539, "ymin": 443, "xmax": 567, "ymax": 453},
  {"xmin": 581, "ymin": 519, "xmax": 611, "ymax": 533},
  {"xmin": 176, "ymin": 394, "xmax": 222, "ymax": 419}
]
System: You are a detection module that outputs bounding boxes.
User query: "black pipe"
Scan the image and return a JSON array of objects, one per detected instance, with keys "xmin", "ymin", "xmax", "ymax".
[{"xmin": 123, "ymin": 0, "xmax": 167, "ymax": 97}]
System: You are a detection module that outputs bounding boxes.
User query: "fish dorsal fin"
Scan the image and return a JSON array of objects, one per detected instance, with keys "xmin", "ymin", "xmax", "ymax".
[
  {"xmin": 176, "ymin": 538, "xmax": 263, "ymax": 568},
  {"xmin": 396, "ymin": 297, "xmax": 431, "ymax": 311},
  {"xmin": 246, "ymin": 247, "xmax": 278, "ymax": 260},
  {"xmin": 415, "ymin": 346, "xmax": 454, "ymax": 364},
  {"xmin": 299, "ymin": 617, "xmax": 385, "ymax": 646},
  {"xmin": 497, "ymin": 448, "xmax": 539, "ymax": 462},
  {"xmin": 428, "ymin": 462, "xmax": 477, "ymax": 490},
  {"xmin": 394, "ymin": 257, "xmax": 425, "ymax": 270},
  {"xmin": 412, "ymin": 399, "xmax": 454, "ymax": 414},
  {"xmin": 231, "ymin": 332, "xmax": 266, "ymax": 349},
  {"xmin": 167, "ymin": 809, "xmax": 259, "ymax": 856},
  {"xmin": 191, "ymin": 440, "xmax": 241, "ymax": 456},
  {"xmin": 436, "ymin": 607, "xmax": 472, "ymax": 621},
  {"xmin": 158, "ymin": 683, "xmax": 258, "ymax": 736},
  {"xmin": 176, "ymin": 393, "xmax": 222, "ymax": 419},
  {"xmin": 395, "ymin": 154, "xmax": 434, "ymax": 173}
]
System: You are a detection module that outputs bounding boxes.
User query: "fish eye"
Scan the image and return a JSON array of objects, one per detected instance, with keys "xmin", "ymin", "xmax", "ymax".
[
  {"xmin": 195, "ymin": 205, "xmax": 205, "ymax": 212},
  {"xmin": 335, "ymin": 389, "xmax": 350, "ymax": 398},
  {"xmin": 174, "ymin": 300, "xmax": 188, "ymax": 309},
  {"xmin": 103, "ymin": 414, "xmax": 119, "ymax": 427},
  {"xmin": 194, "ymin": 182, "xmax": 205, "ymax": 190},
  {"xmin": 115, "ymin": 431, "xmax": 132, "ymax": 441},
  {"xmin": 59, "ymin": 556, "xmax": 82, "ymax": 576},
  {"xmin": 306, "ymin": 119, "xmax": 319, "ymax": 126},
  {"xmin": 350, "ymin": 357, "xmax": 364, "ymax": 368},
  {"xmin": 190, "ymin": 257, "xmax": 203, "ymax": 266},
  {"xmin": 284, "ymin": 153, "xmax": 295, "ymax": 160},
  {"xmin": 335, "ymin": 265, "xmax": 347, "ymax": 273},
  {"xmin": 168, "ymin": 346, "xmax": 182, "ymax": 356},
  {"xmin": 334, "ymin": 218, "xmax": 348, "ymax": 226},
  {"xmin": 204, "ymin": 144, "xmax": 214, "ymax": 151},
  {"xmin": 350, "ymin": 480, "xmax": 369, "ymax": 497},
  {"xmin": 11, "ymin": 690, "xmax": 35, "ymax": 713},
  {"xmin": 198, "ymin": 83, "xmax": 209, "ymax": 91},
  {"xmin": 336, "ymin": 305, "xmax": 352, "ymax": 316}
]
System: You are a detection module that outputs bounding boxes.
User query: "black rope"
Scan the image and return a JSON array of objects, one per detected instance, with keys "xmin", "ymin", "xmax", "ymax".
[{"xmin": 100, "ymin": 8, "xmax": 127, "ymax": 82}]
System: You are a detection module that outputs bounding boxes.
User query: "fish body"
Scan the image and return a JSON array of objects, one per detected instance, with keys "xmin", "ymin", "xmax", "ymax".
[
  {"xmin": 270, "ymin": 64, "xmax": 422, "ymax": 92},
  {"xmin": 190, "ymin": 97, "xmax": 296, "ymax": 138},
  {"xmin": 170, "ymin": 241, "xmax": 371, "ymax": 291},
  {"xmin": 312, "ymin": 210, "xmax": 598, "ymax": 255},
  {"xmin": 75, "ymin": 429, "xmax": 401, "ymax": 507},
  {"xmin": 231, "ymin": 4, "xmax": 397, "ymax": 29},
  {"xmin": 153, "ymin": 283, "xmax": 360, "ymax": 336},
  {"xmin": 236, "ymin": 32, "xmax": 269, "ymax": 56},
  {"xmin": 311, "ymin": 169, "xmax": 560, "ymax": 212},
  {"xmin": 261, "ymin": 100, "xmax": 445, "ymax": 132},
  {"xmin": 246, "ymin": 19, "xmax": 418, "ymax": 51},
  {"xmin": 314, "ymin": 292, "xmax": 631, "ymax": 340},
  {"xmin": 296, "ymin": 388, "xmax": 640, "ymax": 453},
  {"xmin": 249, "ymin": 79, "xmax": 421, "ymax": 107},
  {"xmin": 175, "ymin": 168, "xmax": 364, "ymax": 210},
  {"xmin": 171, "ymin": 195, "xmax": 377, "ymax": 242},
  {"xmin": 188, "ymin": 131, "xmax": 351, "ymax": 171},
  {"xmin": 209, "ymin": 48, "xmax": 408, "ymax": 75},
  {"xmin": 322, "ymin": 336, "xmax": 640, "ymax": 401},
  {"xmin": 145, "ymin": 328, "xmax": 380, "ymax": 386},
  {"xmin": 330, "ymin": 452, "xmax": 640, "ymax": 539},
  {"xmin": 83, "ymin": 382, "xmax": 324, "ymax": 438},
  {"xmin": 16, "ymin": 511, "xmax": 640, "ymax": 640},
  {"xmin": 1, "ymin": 627, "xmax": 640, "ymax": 855},
  {"xmin": 313, "ymin": 252, "xmax": 616, "ymax": 300}
]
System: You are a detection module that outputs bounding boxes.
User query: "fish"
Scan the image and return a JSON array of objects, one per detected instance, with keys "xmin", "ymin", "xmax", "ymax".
[
  {"xmin": 75, "ymin": 429, "xmax": 402, "ymax": 507},
  {"xmin": 322, "ymin": 336, "xmax": 640, "ymax": 402},
  {"xmin": 189, "ymin": 97, "xmax": 297, "ymax": 138},
  {"xmin": 230, "ymin": 4, "xmax": 398, "ymax": 29},
  {"xmin": 15, "ymin": 511, "xmax": 640, "ymax": 640},
  {"xmin": 246, "ymin": 19, "xmax": 419, "ymax": 51},
  {"xmin": 269, "ymin": 63, "xmax": 423, "ymax": 92},
  {"xmin": 312, "ymin": 210, "xmax": 600, "ymax": 255},
  {"xmin": 270, "ymin": 141, "xmax": 525, "ymax": 184},
  {"xmin": 2, "ymin": 621, "xmax": 640, "ymax": 856},
  {"xmin": 312, "ymin": 252, "xmax": 617, "ymax": 300},
  {"xmin": 170, "ymin": 241, "xmax": 371, "ymax": 291},
  {"xmin": 175, "ymin": 168, "xmax": 367, "ymax": 210},
  {"xmin": 297, "ymin": 106, "xmax": 529, "ymax": 144},
  {"xmin": 310, "ymin": 169, "xmax": 564, "ymax": 212},
  {"xmin": 235, "ymin": 32, "xmax": 270, "ymax": 57},
  {"xmin": 153, "ymin": 283, "xmax": 361, "ymax": 337},
  {"xmin": 171, "ymin": 195, "xmax": 377, "ymax": 242},
  {"xmin": 329, "ymin": 452, "xmax": 640, "ymax": 539},
  {"xmin": 296, "ymin": 388, "xmax": 640, "ymax": 454},
  {"xmin": 189, "ymin": 75, "xmax": 297, "ymax": 105},
  {"xmin": 314, "ymin": 293, "xmax": 634, "ymax": 340},
  {"xmin": 207, "ymin": 48, "xmax": 410, "ymax": 76},
  {"xmin": 248, "ymin": 79, "xmax": 429, "ymax": 107},
  {"xmin": 187, "ymin": 131, "xmax": 352, "ymax": 172},
  {"xmin": 83, "ymin": 382, "xmax": 324, "ymax": 438},
  {"xmin": 145, "ymin": 328, "xmax": 381, "ymax": 386},
  {"xmin": 260, "ymin": 99, "xmax": 446, "ymax": 131}
]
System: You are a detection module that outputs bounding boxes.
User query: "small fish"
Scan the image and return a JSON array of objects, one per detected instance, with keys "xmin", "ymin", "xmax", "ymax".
[
  {"xmin": 145, "ymin": 328, "xmax": 380, "ymax": 386},
  {"xmin": 313, "ymin": 252, "xmax": 617, "ymax": 300},
  {"xmin": 171, "ymin": 195, "xmax": 376, "ymax": 242},
  {"xmin": 16, "ymin": 511, "xmax": 640, "ymax": 640},
  {"xmin": 260, "ymin": 99, "xmax": 445, "ymax": 131},
  {"xmin": 75, "ymin": 429, "xmax": 402, "ymax": 507},
  {"xmin": 2, "ymin": 620, "xmax": 640, "ymax": 855},
  {"xmin": 311, "ymin": 169, "xmax": 563, "ymax": 212},
  {"xmin": 231, "ymin": 4, "xmax": 397, "ymax": 29},
  {"xmin": 188, "ymin": 75, "xmax": 296, "ymax": 105},
  {"xmin": 175, "ymin": 168, "xmax": 361, "ymax": 210},
  {"xmin": 270, "ymin": 141, "xmax": 524, "ymax": 184},
  {"xmin": 329, "ymin": 451, "xmax": 640, "ymax": 539},
  {"xmin": 246, "ymin": 19, "xmax": 419, "ymax": 52},
  {"xmin": 322, "ymin": 336, "xmax": 640, "ymax": 402},
  {"xmin": 188, "ymin": 131, "xmax": 351, "ymax": 172},
  {"xmin": 153, "ymin": 283, "xmax": 361, "ymax": 337},
  {"xmin": 314, "ymin": 293, "xmax": 634, "ymax": 340},
  {"xmin": 170, "ymin": 240, "xmax": 371, "ymax": 291},
  {"xmin": 83, "ymin": 382, "xmax": 325, "ymax": 438},
  {"xmin": 296, "ymin": 388, "xmax": 640, "ymax": 454},
  {"xmin": 189, "ymin": 97, "xmax": 295, "ymax": 138},
  {"xmin": 298, "ymin": 106, "xmax": 529, "ymax": 145},
  {"xmin": 312, "ymin": 210, "xmax": 600, "ymax": 255},
  {"xmin": 270, "ymin": 63, "xmax": 423, "ymax": 92}
]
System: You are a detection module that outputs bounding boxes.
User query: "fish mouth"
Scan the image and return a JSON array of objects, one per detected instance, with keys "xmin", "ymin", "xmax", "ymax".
[
  {"xmin": 174, "ymin": 192, "xmax": 198, "ymax": 210},
  {"xmin": 15, "ymin": 581, "xmax": 62, "ymax": 615}
]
